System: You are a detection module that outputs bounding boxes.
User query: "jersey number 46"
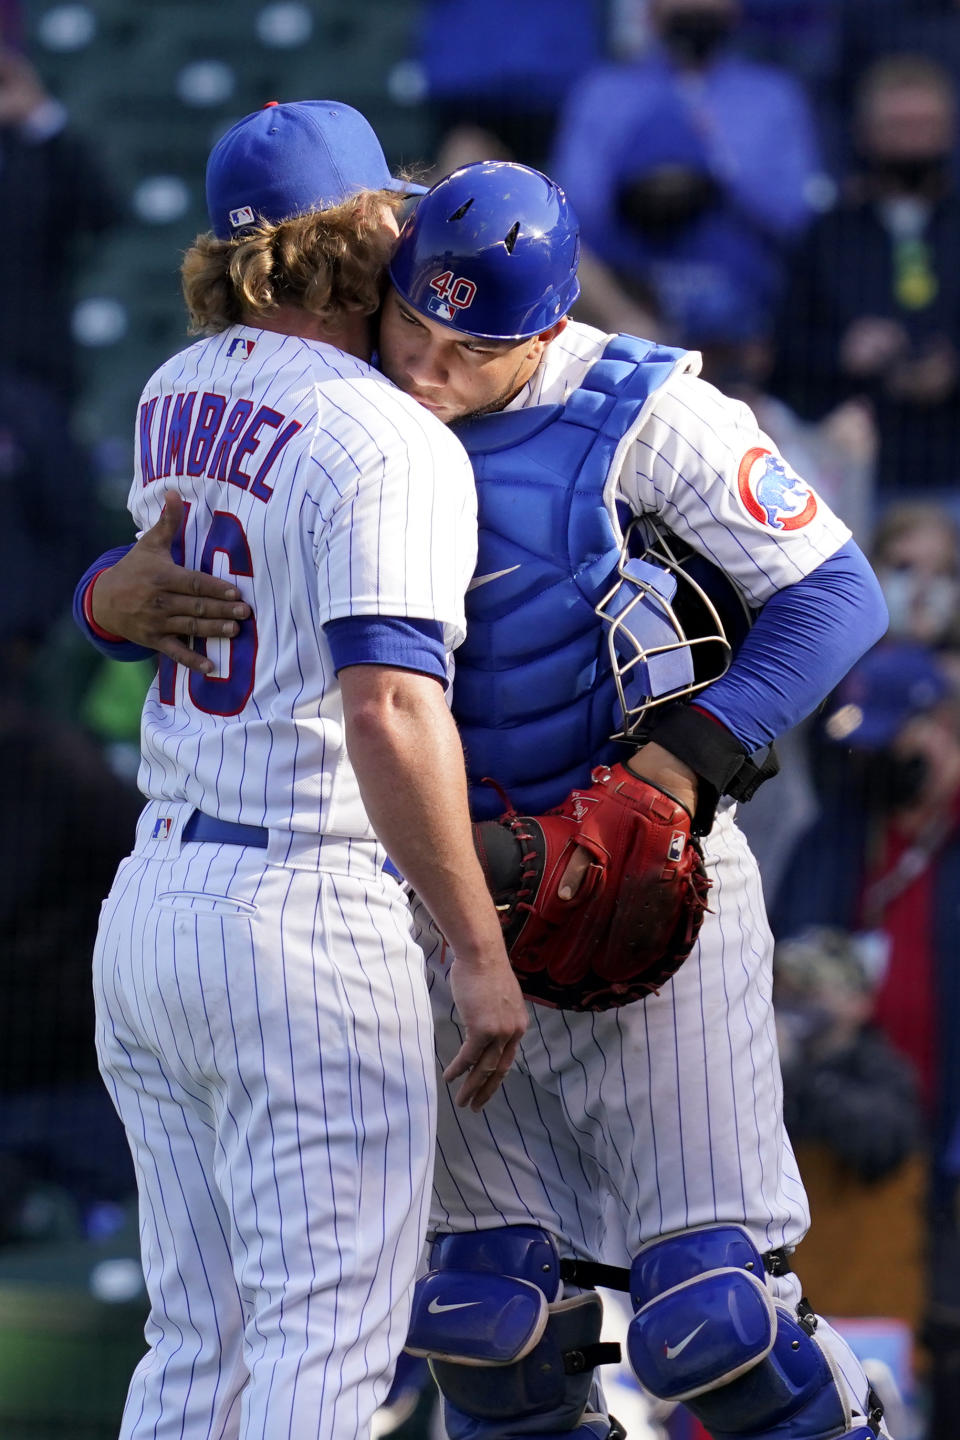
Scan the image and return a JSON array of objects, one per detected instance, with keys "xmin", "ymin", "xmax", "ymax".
[{"xmin": 158, "ymin": 502, "xmax": 257, "ymax": 716}]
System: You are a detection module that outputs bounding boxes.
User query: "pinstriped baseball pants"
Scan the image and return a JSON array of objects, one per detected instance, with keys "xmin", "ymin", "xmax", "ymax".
[
  {"xmin": 423, "ymin": 806, "xmax": 809, "ymax": 1258},
  {"xmin": 94, "ymin": 827, "xmax": 436, "ymax": 1440}
]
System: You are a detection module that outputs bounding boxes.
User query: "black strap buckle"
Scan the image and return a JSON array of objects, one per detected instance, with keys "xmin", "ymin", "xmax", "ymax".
[
  {"xmin": 764, "ymin": 1245, "xmax": 793, "ymax": 1278},
  {"xmin": 564, "ymin": 1341, "xmax": 622, "ymax": 1374}
]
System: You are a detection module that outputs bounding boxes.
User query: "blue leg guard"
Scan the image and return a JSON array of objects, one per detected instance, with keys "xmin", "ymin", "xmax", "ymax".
[
  {"xmin": 405, "ymin": 1226, "xmax": 623, "ymax": 1439},
  {"xmin": 625, "ymin": 1225, "xmax": 886, "ymax": 1440}
]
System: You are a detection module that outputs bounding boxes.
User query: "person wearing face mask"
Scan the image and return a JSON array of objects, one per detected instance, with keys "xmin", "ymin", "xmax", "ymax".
[
  {"xmin": 552, "ymin": 0, "xmax": 826, "ymax": 253},
  {"xmin": 774, "ymin": 644, "xmax": 960, "ymax": 1101},
  {"xmin": 870, "ymin": 501, "xmax": 960, "ymax": 649},
  {"xmin": 771, "ymin": 641, "xmax": 960, "ymax": 1434},
  {"xmin": 550, "ymin": 0, "xmax": 827, "ymax": 349},
  {"xmin": 772, "ymin": 53, "xmax": 960, "ymax": 496},
  {"xmin": 554, "ymin": 89, "xmax": 782, "ymax": 360}
]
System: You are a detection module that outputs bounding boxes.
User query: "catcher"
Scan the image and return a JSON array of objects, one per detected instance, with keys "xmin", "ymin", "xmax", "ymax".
[
  {"xmin": 77, "ymin": 163, "xmax": 891, "ymax": 1440},
  {"xmin": 389, "ymin": 168, "xmax": 889, "ymax": 1440}
]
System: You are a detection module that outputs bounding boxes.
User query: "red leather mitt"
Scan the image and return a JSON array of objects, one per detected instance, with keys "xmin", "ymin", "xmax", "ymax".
[{"xmin": 473, "ymin": 764, "xmax": 711, "ymax": 1011}]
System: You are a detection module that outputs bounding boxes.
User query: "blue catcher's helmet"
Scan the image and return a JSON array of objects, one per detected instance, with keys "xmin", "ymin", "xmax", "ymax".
[{"xmin": 388, "ymin": 162, "xmax": 581, "ymax": 340}]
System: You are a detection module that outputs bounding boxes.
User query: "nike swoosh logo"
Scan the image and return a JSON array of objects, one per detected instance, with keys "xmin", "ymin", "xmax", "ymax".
[
  {"xmin": 664, "ymin": 1321, "xmax": 707, "ymax": 1359},
  {"xmin": 467, "ymin": 564, "xmax": 521, "ymax": 591},
  {"xmin": 427, "ymin": 1297, "xmax": 483, "ymax": 1314}
]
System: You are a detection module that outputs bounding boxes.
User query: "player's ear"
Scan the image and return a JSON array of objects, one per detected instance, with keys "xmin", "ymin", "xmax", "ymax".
[{"xmin": 525, "ymin": 317, "xmax": 567, "ymax": 362}]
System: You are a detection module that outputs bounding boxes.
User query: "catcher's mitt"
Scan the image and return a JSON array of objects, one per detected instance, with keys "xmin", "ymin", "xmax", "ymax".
[{"xmin": 473, "ymin": 764, "xmax": 711, "ymax": 1011}]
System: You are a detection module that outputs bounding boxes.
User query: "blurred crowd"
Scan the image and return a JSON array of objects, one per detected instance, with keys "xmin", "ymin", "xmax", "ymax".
[{"xmin": 7, "ymin": 0, "xmax": 960, "ymax": 1436}]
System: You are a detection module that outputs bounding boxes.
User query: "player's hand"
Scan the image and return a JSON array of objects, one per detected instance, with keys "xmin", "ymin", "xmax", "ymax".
[
  {"xmin": 555, "ymin": 744, "xmax": 699, "ymax": 902},
  {"xmin": 625, "ymin": 741, "xmax": 698, "ymax": 815},
  {"xmin": 91, "ymin": 490, "xmax": 251, "ymax": 673},
  {"xmin": 443, "ymin": 956, "xmax": 528, "ymax": 1112}
]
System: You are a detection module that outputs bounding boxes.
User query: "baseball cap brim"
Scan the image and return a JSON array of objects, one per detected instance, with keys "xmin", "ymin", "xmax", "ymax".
[{"xmin": 386, "ymin": 179, "xmax": 427, "ymax": 196}]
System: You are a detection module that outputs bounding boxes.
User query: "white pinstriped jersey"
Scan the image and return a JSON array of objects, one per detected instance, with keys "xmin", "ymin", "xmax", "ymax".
[
  {"xmin": 98, "ymin": 319, "xmax": 469, "ymax": 1438},
  {"xmin": 510, "ymin": 320, "xmax": 851, "ymax": 605},
  {"xmin": 421, "ymin": 320, "xmax": 886, "ymax": 1434},
  {"xmin": 129, "ymin": 324, "xmax": 476, "ymax": 838}
]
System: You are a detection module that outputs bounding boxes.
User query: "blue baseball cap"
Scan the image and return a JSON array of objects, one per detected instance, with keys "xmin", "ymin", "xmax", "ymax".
[
  {"xmin": 206, "ymin": 100, "xmax": 426, "ymax": 240},
  {"xmin": 823, "ymin": 642, "xmax": 950, "ymax": 750}
]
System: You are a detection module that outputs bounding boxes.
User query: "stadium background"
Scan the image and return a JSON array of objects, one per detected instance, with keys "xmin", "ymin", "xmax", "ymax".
[{"xmin": 2, "ymin": 1, "xmax": 957, "ymax": 1436}]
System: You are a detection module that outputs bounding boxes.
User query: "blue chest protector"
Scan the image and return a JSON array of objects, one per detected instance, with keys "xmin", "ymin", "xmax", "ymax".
[{"xmin": 453, "ymin": 334, "xmax": 688, "ymax": 820}]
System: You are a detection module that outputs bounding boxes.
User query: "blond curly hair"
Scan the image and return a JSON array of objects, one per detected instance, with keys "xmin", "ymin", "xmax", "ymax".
[{"xmin": 182, "ymin": 189, "xmax": 406, "ymax": 335}]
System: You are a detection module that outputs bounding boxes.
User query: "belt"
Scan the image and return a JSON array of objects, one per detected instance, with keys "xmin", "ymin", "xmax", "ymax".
[
  {"xmin": 182, "ymin": 811, "xmax": 269, "ymax": 848},
  {"xmin": 181, "ymin": 810, "xmax": 404, "ymax": 880}
]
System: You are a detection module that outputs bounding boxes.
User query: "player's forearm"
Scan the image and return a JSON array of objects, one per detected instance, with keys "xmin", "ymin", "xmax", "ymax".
[
  {"xmin": 73, "ymin": 546, "xmax": 154, "ymax": 660},
  {"xmin": 340, "ymin": 666, "xmax": 508, "ymax": 965}
]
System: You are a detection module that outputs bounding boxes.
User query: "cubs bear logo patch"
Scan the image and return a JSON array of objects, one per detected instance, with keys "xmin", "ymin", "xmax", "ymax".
[{"xmin": 736, "ymin": 447, "xmax": 817, "ymax": 531}]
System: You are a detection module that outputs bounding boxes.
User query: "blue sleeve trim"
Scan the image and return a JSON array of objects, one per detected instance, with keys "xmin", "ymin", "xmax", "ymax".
[
  {"xmin": 72, "ymin": 544, "xmax": 154, "ymax": 661},
  {"xmin": 324, "ymin": 615, "xmax": 448, "ymax": 686},
  {"xmin": 696, "ymin": 539, "xmax": 889, "ymax": 751}
]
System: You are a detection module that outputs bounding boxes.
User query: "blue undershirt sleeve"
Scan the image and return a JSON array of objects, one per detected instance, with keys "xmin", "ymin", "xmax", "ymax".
[
  {"xmin": 695, "ymin": 539, "xmax": 889, "ymax": 752},
  {"xmin": 324, "ymin": 615, "xmax": 448, "ymax": 687},
  {"xmin": 73, "ymin": 544, "xmax": 154, "ymax": 661}
]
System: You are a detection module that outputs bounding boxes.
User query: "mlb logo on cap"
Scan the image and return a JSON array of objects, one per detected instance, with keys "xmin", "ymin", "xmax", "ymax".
[
  {"xmin": 229, "ymin": 205, "xmax": 256, "ymax": 230},
  {"xmin": 427, "ymin": 271, "xmax": 477, "ymax": 324},
  {"xmin": 427, "ymin": 297, "xmax": 457, "ymax": 321}
]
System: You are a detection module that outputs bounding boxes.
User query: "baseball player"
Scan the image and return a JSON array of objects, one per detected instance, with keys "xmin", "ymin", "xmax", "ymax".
[
  {"xmin": 378, "ymin": 165, "xmax": 890, "ymax": 1440},
  {"xmin": 77, "ymin": 163, "xmax": 890, "ymax": 1439},
  {"xmin": 84, "ymin": 112, "xmax": 527, "ymax": 1440}
]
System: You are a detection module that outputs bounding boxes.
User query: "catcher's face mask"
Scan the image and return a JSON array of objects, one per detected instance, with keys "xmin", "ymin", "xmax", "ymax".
[{"xmin": 597, "ymin": 520, "xmax": 749, "ymax": 740}]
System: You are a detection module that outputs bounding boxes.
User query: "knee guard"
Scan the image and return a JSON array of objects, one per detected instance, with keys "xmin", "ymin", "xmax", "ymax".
[
  {"xmin": 625, "ymin": 1225, "xmax": 885, "ymax": 1440},
  {"xmin": 405, "ymin": 1226, "xmax": 622, "ymax": 1438}
]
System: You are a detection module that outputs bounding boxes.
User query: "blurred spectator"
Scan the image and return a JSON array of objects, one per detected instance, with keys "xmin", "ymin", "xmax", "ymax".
[
  {"xmin": 0, "ymin": 11, "xmax": 120, "ymax": 687},
  {"xmin": 0, "ymin": 372, "xmax": 102, "ymax": 689},
  {"xmin": 623, "ymin": 0, "xmax": 846, "ymax": 95},
  {"xmin": 773, "ymin": 642, "xmax": 959, "ymax": 1108},
  {"xmin": 772, "ymin": 54, "xmax": 960, "ymax": 496},
  {"xmin": 774, "ymin": 926, "xmax": 922, "ymax": 1186},
  {"xmin": 413, "ymin": 0, "xmax": 605, "ymax": 174},
  {"xmin": 0, "ymin": 694, "xmax": 140, "ymax": 1237},
  {"xmin": 0, "ymin": 27, "xmax": 120, "ymax": 402},
  {"xmin": 772, "ymin": 642, "xmax": 960, "ymax": 1433},
  {"xmin": 562, "ymin": 90, "xmax": 782, "ymax": 355},
  {"xmin": 870, "ymin": 500, "xmax": 960, "ymax": 650},
  {"xmin": 842, "ymin": 0, "xmax": 960, "ymax": 115},
  {"xmin": 772, "ymin": 926, "xmax": 927, "ymax": 1348},
  {"xmin": 551, "ymin": 0, "xmax": 826, "ymax": 347},
  {"xmin": 552, "ymin": 0, "xmax": 826, "ymax": 243}
]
